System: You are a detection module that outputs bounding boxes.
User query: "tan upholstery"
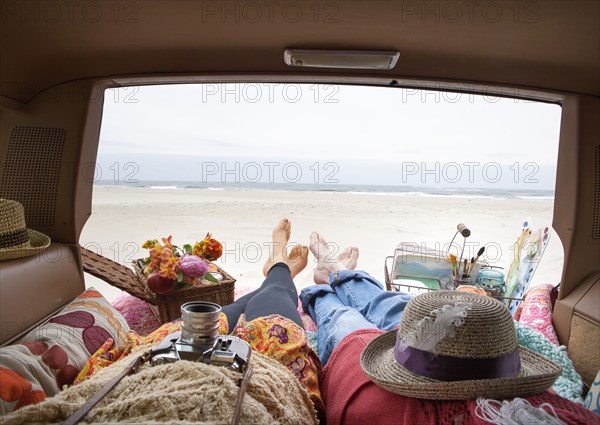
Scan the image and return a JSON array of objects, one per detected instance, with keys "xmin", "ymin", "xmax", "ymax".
[
  {"xmin": 567, "ymin": 314, "xmax": 600, "ymax": 387},
  {"xmin": 555, "ymin": 271, "xmax": 600, "ymax": 386},
  {"xmin": 0, "ymin": 243, "xmax": 85, "ymax": 345}
]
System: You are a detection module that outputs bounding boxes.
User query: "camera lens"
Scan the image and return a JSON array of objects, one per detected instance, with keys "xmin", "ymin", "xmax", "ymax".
[{"xmin": 180, "ymin": 301, "xmax": 222, "ymax": 347}]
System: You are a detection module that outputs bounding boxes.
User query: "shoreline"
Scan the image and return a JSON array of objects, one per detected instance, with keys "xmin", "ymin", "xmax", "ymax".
[{"xmin": 94, "ymin": 183, "xmax": 555, "ymax": 201}]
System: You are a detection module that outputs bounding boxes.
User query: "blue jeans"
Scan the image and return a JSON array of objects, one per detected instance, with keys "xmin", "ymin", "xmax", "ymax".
[{"xmin": 300, "ymin": 270, "xmax": 412, "ymax": 365}]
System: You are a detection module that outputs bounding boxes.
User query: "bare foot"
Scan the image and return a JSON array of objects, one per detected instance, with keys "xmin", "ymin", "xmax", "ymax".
[
  {"xmin": 287, "ymin": 244, "xmax": 309, "ymax": 278},
  {"xmin": 310, "ymin": 231, "xmax": 344, "ymax": 284},
  {"xmin": 263, "ymin": 219, "xmax": 291, "ymax": 276},
  {"xmin": 339, "ymin": 247, "xmax": 359, "ymax": 270}
]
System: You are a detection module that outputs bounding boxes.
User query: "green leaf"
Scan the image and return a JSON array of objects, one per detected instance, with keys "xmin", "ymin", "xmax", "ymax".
[
  {"xmin": 203, "ymin": 273, "xmax": 219, "ymax": 283},
  {"xmin": 183, "ymin": 244, "xmax": 193, "ymax": 254},
  {"xmin": 176, "ymin": 281, "xmax": 186, "ymax": 290},
  {"xmin": 177, "ymin": 270, "xmax": 183, "ymax": 283}
]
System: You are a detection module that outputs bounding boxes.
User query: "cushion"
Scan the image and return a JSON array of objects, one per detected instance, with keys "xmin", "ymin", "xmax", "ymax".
[
  {"xmin": 111, "ymin": 293, "xmax": 160, "ymax": 335},
  {"xmin": 515, "ymin": 283, "xmax": 560, "ymax": 345},
  {"xmin": 0, "ymin": 288, "xmax": 129, "ymax": 414}
]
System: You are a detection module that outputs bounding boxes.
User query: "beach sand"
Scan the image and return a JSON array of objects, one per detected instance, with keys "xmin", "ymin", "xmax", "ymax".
[{"xmin": 80, "ymin": 187, "xmax": 563, "ymax": 302}]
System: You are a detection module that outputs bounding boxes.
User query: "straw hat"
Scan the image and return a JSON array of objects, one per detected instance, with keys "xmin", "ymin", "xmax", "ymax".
[
  {"xmin": 360, "ymin": 291, "xmax": 561, "ymax": 400},
  {"xmin": 0, "ymin": 199, "xmax": 51, "ymax": 261}
]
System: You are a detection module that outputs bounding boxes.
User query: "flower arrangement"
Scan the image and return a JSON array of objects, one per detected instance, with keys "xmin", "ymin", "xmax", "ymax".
[{"xmin": 140, "ymin": 233, "xmax": 223, "ymax": 295}]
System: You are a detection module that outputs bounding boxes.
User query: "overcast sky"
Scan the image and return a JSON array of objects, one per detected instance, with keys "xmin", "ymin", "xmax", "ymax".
[{"xmin": 98, "ymin": 84, "xmax": 561, "ymax": 190}]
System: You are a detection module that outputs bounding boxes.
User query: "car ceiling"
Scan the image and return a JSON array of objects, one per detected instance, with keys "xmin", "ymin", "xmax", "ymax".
[{"xmin": 1, "ymin": 0, "xmax": 599, "ymax": 104}]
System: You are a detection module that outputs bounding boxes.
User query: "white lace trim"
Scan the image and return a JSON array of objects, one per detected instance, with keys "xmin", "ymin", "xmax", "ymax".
[{"xmin": 475, "ymin": 397, "xmax": 565, "ymax": 425}]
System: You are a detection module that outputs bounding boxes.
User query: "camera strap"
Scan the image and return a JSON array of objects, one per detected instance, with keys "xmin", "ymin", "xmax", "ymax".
[{"xmin": 232, "ymin": 363, "xmax": 253, "ymax": 425}]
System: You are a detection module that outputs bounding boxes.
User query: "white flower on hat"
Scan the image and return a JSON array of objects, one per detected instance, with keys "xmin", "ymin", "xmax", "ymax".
[{"xmin": 400, "ymin": 302, "xmax": 472, "ymax": 354}]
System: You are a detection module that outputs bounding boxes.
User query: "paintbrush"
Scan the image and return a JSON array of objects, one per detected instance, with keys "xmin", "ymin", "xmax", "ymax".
[
  {"xmin": 462, "ymin": 259, "xmax": 468, "ymax": 278},
  {"xmin": 448, "ymin": 254, "xmax": 458, "ymax": 276},
  {"xmin": 468, "ymin": 246, "xmax": 486, "ymax": 275},
  {"xmin": 466, "ymin": 257, "xmax": 474, "ymax": 277}
]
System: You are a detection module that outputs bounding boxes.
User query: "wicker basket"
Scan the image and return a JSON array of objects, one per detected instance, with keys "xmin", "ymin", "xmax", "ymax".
[
  {"xmin": 133, "ymin": 260, "xmax": 235, "ymax": 323},
  {"xmin": 80, "ymin": 247, "xmax": 235, "ymax": 323}
]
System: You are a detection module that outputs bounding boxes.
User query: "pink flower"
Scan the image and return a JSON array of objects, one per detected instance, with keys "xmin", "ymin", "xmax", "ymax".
[{"xmin": 178, "ymin": 255, "xmax": 209, "ymax": 278}]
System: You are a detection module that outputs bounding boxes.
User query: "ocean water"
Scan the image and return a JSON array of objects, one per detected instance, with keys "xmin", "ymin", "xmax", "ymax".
[{"xmin": 95, "ymin": 181, "xmax": 554, "ymax": 201}]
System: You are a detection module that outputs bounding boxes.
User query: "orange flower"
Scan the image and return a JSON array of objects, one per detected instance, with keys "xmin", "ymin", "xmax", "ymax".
[
  {"xmin": 161, "ymin": 235, "xmax": 174, "ymax": 249},
  {"xmin": 156, "ymin": 248, "xmax": 179, "ymax": 280},
  {"xmin": 193, "ymin": 233, "xmax": 223, "ymax": 261},
  {"xmin": 159, "ymin": 247, "xmax": 174, "ymax": 263},
  {"xmin": 143, "ymin": 237, "xmax": 182, "ymax": 279},
  {"xmin": 149, "ymin": 244, "xmax": 163, "ymax": 258},
  {"xmin": 158, "ymin": 265, "xmax": 178, "ymax": 280},
  {"xmin": 148, "ymin": 244, "xmax": 163, "ymax": 271}
]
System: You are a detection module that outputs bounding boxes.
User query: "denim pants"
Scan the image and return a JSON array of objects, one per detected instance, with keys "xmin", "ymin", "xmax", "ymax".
[{"xmin": 300, "ymin": 270, "xmax": 412, "ymax": 365}]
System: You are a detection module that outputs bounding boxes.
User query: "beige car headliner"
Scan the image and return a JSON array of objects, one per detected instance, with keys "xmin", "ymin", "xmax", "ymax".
[{"xmin": 1, "ymin": 0, "xmax": 598, "ymax": 103}]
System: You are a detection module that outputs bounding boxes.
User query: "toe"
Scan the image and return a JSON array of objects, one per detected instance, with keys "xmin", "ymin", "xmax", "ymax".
[
  {"xmin": 318, "ymin": 233, "xmax": 328, "ymax": 246},
  {"xmin": 276, "ymin": 218, "xmax": 290, "ymax": 231},
  {"xmin": 339, "ymin": 247, "xmax": 351, "ymax": 260},
  {"xmin": 301, "ymin": 245, "xmax": 309, "ymax": 258},
  {"xmin": 310, "ymin": 232, "xmax": 320, "ymax": 251},
  {"xmin": 289, "ymin": 244, "xmax": 301, "ymax": 257},
  {"xmin": 312, "ymin": 231, "xmax": 329, "ymax": 249},
  {"xmin": 273, "ymin": 219, "xmax": 291, "ymax": 244},
  {"xmin": 310, "ymin": 231, "xmax": 327, "ymax": 245}
]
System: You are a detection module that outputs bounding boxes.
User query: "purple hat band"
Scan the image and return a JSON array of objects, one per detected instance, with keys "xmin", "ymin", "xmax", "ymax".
[{"xmin": 393, "ymin": 334, "xmax": 521, "ymax": 382}]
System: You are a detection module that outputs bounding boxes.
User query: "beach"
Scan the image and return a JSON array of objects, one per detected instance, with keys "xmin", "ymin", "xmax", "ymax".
[{"xmin": 80, "ymin": 186, "xmax": 563, "ymax": 302}]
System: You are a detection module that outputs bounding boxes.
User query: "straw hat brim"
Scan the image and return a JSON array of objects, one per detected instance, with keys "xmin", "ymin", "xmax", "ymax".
[
  {"xmin": 0, "ymin": 229, "xmax": 51, "ymax": 261},
  {"xmin": 360, "ymin": 330, "xmax": 562, "ymax": 400}
]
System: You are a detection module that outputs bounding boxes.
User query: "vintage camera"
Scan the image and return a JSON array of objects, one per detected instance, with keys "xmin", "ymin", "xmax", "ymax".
[{"xmin": 150, "ymin": 301, "xmax": 251, "ymax": 373}]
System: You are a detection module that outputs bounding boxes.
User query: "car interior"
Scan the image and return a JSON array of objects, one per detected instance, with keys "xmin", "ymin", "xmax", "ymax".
[{"xmin": 0, "ymin": 0, "xmax": 599, "ymax": 422}]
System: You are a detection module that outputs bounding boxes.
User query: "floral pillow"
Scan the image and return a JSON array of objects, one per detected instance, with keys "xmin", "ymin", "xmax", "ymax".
[
  {"xmin": 514, "ymin": 283, "xmax": 560, "ymax": 345},
  {"xmin": 0, "ymin": 287, "xmax": 129, "ymax": 414}
]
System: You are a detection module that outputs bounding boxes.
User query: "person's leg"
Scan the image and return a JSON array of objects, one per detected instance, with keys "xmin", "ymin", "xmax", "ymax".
[
  {"xmin": 224, "ymin": 219, "xmax": 309, "ymax": 330},
  {"xmin": 221, "ymin": 289, "xmax": 259, "ymax": 331},
  {"xmin": 244, "ymin": 262, "xmax": 304, "ymax": 328},
  {"xmin": 310, "ymin": 232, "xmax": 412, "ymax": 331},
  {"xmin": 329, "ymin": 270, "xmax": 412, "ymax": 330},
  {"xmin": 222, "ymin": 249, "xmax": 299, "ymax": 328},
  {"xmin": 300, "ymin": 285, "xmax": 377, "ymax": 365}
]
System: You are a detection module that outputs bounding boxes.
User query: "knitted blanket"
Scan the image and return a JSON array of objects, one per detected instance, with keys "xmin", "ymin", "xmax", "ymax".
[
  {"xmin": 515, "ymin": 321, "xmax": 584, "ymax": 404},
  {"xmin": 0, "ymin": 348, "xmax": 318, "ymax": 425}
]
